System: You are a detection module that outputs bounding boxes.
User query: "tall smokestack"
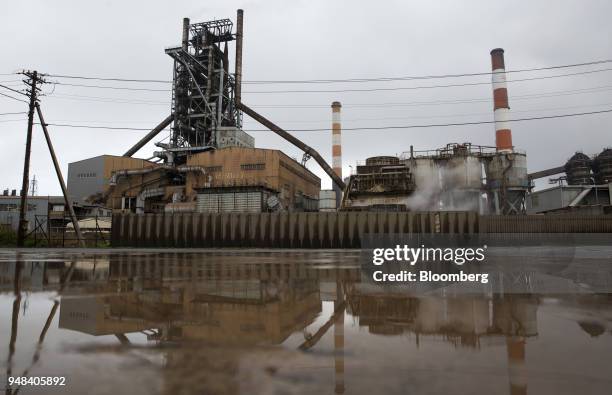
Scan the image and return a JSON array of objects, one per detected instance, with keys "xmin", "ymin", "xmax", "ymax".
[
  {"xmin": 182, "ymin": 18, "xmax": 190, "ymax": 51},
  {"xmin": 491, "ymin": 48, "xmax": 513, "ymax": 152},
  {"xmin": 235, "ymin": 9, "xmax": 244, "ymax": 105},
  {"xmin": 331, "ymin": 101, "xmax": 342, "ymax": 207}
]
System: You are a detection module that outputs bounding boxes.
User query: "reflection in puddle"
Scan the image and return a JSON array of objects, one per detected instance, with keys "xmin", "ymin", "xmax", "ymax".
[{"xmin": 1, "ymin": 250, "xmax": 612, "ymax": 395}]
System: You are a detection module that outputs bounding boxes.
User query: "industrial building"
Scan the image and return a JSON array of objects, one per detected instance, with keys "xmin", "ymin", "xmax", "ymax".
[
  {"xmin": 67, "ymin": 155, "xmax": 157, "ymax": 205},
  {"xmin": 103, "ymin": 147, "xmax": 320, "ymax": 213},
  {"xmin": 62, "ymin": 10, "xmax": 608, "ymax": 223},
  {"xmin": 62, "ymin": 11, "xmax": 324, "ymax": 216},
  {"xmin": 340, "ymin": 49, "xmax": 531, "ymax": 215},
  {"xmin": 0, "ymin": 191, "xmax": 64, "ymax": 232},
  {"xmin": 527, "ymin": 148, "xmax": 612, "ymax": 214}
]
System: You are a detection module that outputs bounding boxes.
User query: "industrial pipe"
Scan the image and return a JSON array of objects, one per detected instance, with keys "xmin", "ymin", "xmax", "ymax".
[
  {"xmin": 109, "ymin": 165, "xmax": 206, "ymax": 186},
  {"xmin": 527, "ymin": 166, "xmax": 565, "ymax": 180},
  {"xmin": 239, "ymin": 103, "xmax": 346, "ymax": 190},
  {"xmin": 123, "ymin": 114, "xmax": 173, "ymax": 157},
  {"xmin": 491, "ymin": 48, "xmax": 513, "ymax": 152},
  {"xmin": 234, "ymin": 9, "xmax": 244, "ymax": 105}
]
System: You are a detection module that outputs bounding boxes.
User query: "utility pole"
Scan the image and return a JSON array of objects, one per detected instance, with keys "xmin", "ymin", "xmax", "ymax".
[
  {"xmin": 17, "ymin": 71, "xmax": 39, "ymax": 247},
  {"xmin": 35, "ymin": 104, "xmax": 86, "ymax": 247}
]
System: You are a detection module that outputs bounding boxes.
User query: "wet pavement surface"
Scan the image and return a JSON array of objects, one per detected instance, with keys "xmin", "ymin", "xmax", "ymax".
[{"xmin": 1, "ymin": 249, "xmax": 612, "ymax": 394}]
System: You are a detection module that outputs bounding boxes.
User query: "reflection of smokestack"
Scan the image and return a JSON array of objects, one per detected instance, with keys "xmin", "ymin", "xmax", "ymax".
[
  {"xmin": 235, "ymin": 9, "xmax": 244, "ymax": 105},
  {"xmin": 332, "ymin": 101, "xmax": 342, "ymax": 207},
  {"xmin": 491, "ymin": 48, "xmax": 513, "ymax": 152},
  {"xmin": 506, "ymin": 336, "xmax": 527, "ymax": 395},
  {"xmin": 182, "ymin": 18, "xmax": 190, "ymax": 51},
  {"xmin": 334, "ymin": 281, "xmax": 345, "ymax": 394}
]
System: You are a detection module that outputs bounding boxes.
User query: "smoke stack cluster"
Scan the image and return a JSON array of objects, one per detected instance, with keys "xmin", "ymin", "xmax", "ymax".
[{"xmin": 491, "ymin": 48, "xmax": 513, "ymax": 152}]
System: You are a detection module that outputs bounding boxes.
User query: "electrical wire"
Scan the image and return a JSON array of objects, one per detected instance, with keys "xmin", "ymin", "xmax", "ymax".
[
  {"xmin": 0, "ymin": 83, "xmax": 28, "ymax": 97},
  {"xmin": 41, "ymin": 84, "xmax": 612, "ymax": 108},
  {"xmin": 43, "ymin": 58, "xmax": 612, "ymax": 85},
  {"xmin": 35, "ymin": 108, "xmax": 612, "ymax": 132},
  {"xmin": 0, "ymin": 111, "xmax": 27, "ymax": 116},
  {"xmin": 0, "ymin": 91, "xmax": 28, "ymax": 103},
  {"xmin": 47, "ymin": 67, "xmax": 612, "ymax": 94},
  {"xmin": 244, "ymin": 68, "xmax": 612, "ymax": 94}
]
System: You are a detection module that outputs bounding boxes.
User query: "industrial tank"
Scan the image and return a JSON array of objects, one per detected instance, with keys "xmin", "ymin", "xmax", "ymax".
[
  {"xmin": 485, "ymin": 152, "xmax": 528, "ymax": 189},
  {"xmin": 593, "ymin": 148, "xmax": 612, "ymax": 184},
  {"xmin": 564, "ymin": 152, "xmax": 592, "ymax": 185},
  {"xmin": 485, "ymin": 152, "xmax": 528, "ymax": 215},
  {"xmin": 441, "ymin": 155, "xmax": 483, "ymax": 189},
  {"xmin": 439, "ymin": 155, "xmax": 483, "ymax": 212},
  {"xmin": 408, "ymin": 158, "xmax": 439, "ymax": 191},
  {"xmin": 365, "ymin": 156, "xmax": 399, "ymax": 166}
]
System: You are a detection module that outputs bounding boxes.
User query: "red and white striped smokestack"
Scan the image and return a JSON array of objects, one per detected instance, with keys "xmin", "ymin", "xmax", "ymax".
[
  {"xmin": 331, "ymin": 101, "xmax": 342, "ymax": 178},
  {"xmin": 491, "ymin": 48, "xmax": 513, "ymax": 152}
]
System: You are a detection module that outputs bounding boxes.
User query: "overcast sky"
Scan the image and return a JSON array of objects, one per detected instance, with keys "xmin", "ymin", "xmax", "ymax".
[{"xmin": 1, "ymin": 0, "xmax": 611, "ymax": 195}]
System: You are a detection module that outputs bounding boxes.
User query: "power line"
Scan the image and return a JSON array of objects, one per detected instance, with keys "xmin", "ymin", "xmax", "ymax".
[
  {"xmin": 48, "ymin": 67, "xmax": 612, "ymax": 94},
  {"xmin": 243, "ymin": 60, "xmax": 612, "ymax": 84},
  {"xmin": 0, "ymin": 83, "xmax": 28, "ymax": 97},
  {"xmin": 252, "ymin": 84, "xmax": 612, "ymax": 109},
  {"xmin": 0, "ymin": 111, "xmax": 27, "ymax": 116},
  {"xmin": 42, "ymin": 83, "xmax": 612, "ymax": 108},
  {"xmin": 244, "ymin": 68, "xmax": 612, "ymax": 94},
  {"xmin": 43, "ymin": 58, "xmax": 612, "ymax": 85},
  {"xmin": 50, "ymin": 82, "xmax": 170, "ymax": 92},
  {"xmin": 35, "ymin": 108, "xmax": 612, "ymax": 132},
  {"xmin": 0, "ymin": 91, "xmax": 28, "ymax": 103}
]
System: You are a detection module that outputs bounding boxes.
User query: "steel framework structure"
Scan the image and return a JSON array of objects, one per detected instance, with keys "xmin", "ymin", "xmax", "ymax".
[{"xmin": 164, "ymin": 18, "xmax": 241, "ymax": 162}]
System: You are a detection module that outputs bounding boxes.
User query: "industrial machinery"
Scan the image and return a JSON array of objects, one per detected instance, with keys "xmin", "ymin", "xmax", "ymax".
[
  {"xmin": 342, "ymin": 156, "xmax": 415, "ymax": 211},
  {"xmin": 120, "ymin": 10, "xmax": 344, "ymax": 194},
  {"xmin": 527, "ymin": 149, "xmax": 612, "ymax": 215},
  {"xmin": 593, "ymin": 148, "xmax": 612, "ymax": 184},
  {"xmin": 160, "ymin": 17, "xmax": 253, "ymax": 165},
  {"xmin": 564, "ymin": 152, "xmax": 593, "ymax": 185}
]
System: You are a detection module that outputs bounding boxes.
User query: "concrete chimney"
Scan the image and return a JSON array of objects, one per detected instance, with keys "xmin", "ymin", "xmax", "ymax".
[
  {"xmin": 331, "ymin": 101, "xmax": 342, "ymax": 207},
  {"xmin": 491, "ymin": 48, "xmax": 513, "ymax": 152}
]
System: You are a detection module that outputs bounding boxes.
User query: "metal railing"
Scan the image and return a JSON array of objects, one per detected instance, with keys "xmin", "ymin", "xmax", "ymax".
[{"xmin": 28, "ymin": 214, "xmax": 112, "ymax": 247}]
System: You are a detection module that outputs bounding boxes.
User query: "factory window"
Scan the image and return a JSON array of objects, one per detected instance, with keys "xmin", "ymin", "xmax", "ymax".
[
  {"xmin": 204, "ymin": 166, "xmax": 222, "ymax": 173},
  {"xmin": 122, "ymin": 197, "xmax": 137, "ymax": 211},
  {"xmin": 241, "ymin": 163, "xmax": 265, "ymax": 171},
  {"xmin": 77, "ymin": 172, "xmax": 97, "ymax": 178}
]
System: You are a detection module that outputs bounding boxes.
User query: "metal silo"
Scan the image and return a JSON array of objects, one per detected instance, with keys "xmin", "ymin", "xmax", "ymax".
[
  {"xmin": 485, "ymin": 152, "xmax": 528, "ymax": 215},
  {"xmin": 439, "ymin": 145, "xmax": 484, "ymax": 212}
]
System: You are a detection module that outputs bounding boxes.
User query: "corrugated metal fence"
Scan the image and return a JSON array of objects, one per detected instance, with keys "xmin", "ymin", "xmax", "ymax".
[
  {"xmin": 111, "ymin": 211, "xmax": 480, "ymax": 248},
  {"xmin": 111, "ymin": 212, "xmax": 612, "ymax": 248}
]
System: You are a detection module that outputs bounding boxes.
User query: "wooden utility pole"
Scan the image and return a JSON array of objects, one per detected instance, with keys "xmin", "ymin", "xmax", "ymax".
[
  {"xmin": 35, "ymin": 104, "xmax": 86, "ymax": 247},
  {"xmin": 17, "ymin": 71, "xmax": 38, "ymax": 247}
]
